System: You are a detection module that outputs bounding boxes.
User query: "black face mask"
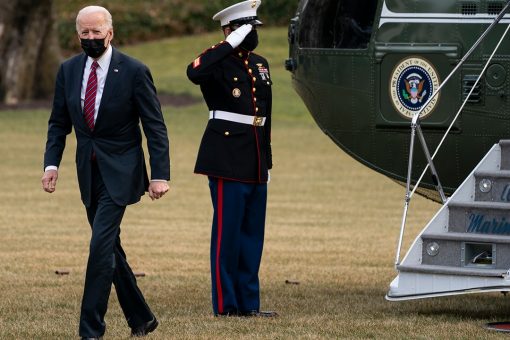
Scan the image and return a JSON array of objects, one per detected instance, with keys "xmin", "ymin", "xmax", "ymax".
[
  {"xmin": 80, "ymin": 38, "xmax": 107, "ymax": 59},
  {"xmin": 239, "ymin": 30, "xmax": 258, "ymax": 51}
]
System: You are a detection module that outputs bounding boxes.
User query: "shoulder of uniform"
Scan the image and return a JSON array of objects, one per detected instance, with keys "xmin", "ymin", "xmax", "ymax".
[
  {"xmin": 214, "ymin": 41, "xmax": 227, "ymax": 48},
  {"xmin": 249, "ymin": 52, "xmax": 268, "ymax": 64},
  {"xmin": 193, "ymin": 41, "xmax": 231, "ymax": 60},
  {"xmin": 205, "ymin": 41, "xmax": 230, "ymax": 52},
  {"xmin": 189, "ymin": 41, "xmax": 233, "ymax": 70}
]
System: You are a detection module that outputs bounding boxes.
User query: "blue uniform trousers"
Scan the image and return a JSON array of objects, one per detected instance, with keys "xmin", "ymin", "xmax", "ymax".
[
  {"xmin": 208, "ymin": 177, "xmax": 267, "ymax": 315},
  {"xmin": 79, "ymin": 161, "xmax": 154, "ymax": 337}
]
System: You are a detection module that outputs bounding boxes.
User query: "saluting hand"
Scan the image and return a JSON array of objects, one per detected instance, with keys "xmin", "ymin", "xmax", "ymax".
[
  {"xmin": 148, "ymin": 181, "xmax": 169, "ymax": 201},
  {"xmin": 226, "ymin": 24, "xmax": 253, "ymax": 49},
  {"xmin": 42, "ymin": 170, "xmax": 58, "ymax": 193}
]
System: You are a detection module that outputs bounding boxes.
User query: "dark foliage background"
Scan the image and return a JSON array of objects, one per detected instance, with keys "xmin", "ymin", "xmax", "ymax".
[{"xmin": 56, "ymin": 0, "xmax": 298, "ymax": 51}]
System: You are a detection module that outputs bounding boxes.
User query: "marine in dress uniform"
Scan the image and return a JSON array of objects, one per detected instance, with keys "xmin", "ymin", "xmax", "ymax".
[{"xmin": 186, "ymin": 0, "xmax": 276, "ymax": 317}]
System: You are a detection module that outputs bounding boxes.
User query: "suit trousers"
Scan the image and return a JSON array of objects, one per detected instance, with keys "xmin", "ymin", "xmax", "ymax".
[
  {"xmin": 79, "ymin": 161, "xmax": 153, "ymax": 337},
  {"xmin": 208, "ymin": 177, "xmax": 267, "ymax": 315}
]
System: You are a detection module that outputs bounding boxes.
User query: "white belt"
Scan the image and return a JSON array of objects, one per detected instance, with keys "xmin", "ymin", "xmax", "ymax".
[{"xmin": 209, "ymin": 110, "xmax": 266, "ymax": 126}]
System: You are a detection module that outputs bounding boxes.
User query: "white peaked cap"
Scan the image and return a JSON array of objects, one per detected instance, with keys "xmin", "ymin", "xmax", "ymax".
[{"xmin": 213, "ymin": 0, "xmax": 262, "ymax": 27}]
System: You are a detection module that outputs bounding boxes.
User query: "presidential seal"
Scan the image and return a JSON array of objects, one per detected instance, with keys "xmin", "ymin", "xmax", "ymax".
[{"xmin": 390, "ymin": 57, "xmax": 440, "ymax": 119}]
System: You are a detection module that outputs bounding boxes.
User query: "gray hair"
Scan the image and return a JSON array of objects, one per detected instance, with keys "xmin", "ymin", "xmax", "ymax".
[{"xmin": 76, "ymin": 6, "xmax": 113, "ymax": 32}]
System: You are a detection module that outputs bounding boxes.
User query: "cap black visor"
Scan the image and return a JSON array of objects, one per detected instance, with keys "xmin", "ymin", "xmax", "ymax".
[{"xmin": 229, "ymin": 16, "xmax": 263, "ymax": 26}]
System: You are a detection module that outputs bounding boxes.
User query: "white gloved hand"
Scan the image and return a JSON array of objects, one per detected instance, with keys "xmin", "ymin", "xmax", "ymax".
[{"xmin": 225, "ymin": 24, "xmax": 253, "ymax": 49}]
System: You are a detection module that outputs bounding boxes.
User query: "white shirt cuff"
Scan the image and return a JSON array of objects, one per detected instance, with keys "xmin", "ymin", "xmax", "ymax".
[
  {"xmin": 151, "ymin": 179, "xmax": 167, "ymax": 182},
  {"xmin": 45, "ymin": 166, "xmax": 58, "ymax": 172}
]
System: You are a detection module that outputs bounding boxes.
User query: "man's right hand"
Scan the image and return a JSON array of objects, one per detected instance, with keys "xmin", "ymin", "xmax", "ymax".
[
  {"xmin": 42, "ymin": 170, "xmax": 58, "ymax": 193},
  {"xmin": 226, "ymin": 24, "xmax": 253, "ymax": 49}
]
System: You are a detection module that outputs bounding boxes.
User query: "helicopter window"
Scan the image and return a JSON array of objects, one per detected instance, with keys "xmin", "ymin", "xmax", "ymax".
[{"xmin": 298, "ymin": 0, "xmax": 376, "ymax": 49}]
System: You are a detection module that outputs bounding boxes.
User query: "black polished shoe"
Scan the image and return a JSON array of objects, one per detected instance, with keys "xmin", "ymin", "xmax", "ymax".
[
  {"xmin": 81, "ymin": 337, "xmax": 102, "ymax": 340},
  {"xmin": 241, "ymin": 310, "xmax": 278, "ymax": 317},
  {"xmin": 131, "ymin": 317, "xmax": 159, "ymax": 337}
]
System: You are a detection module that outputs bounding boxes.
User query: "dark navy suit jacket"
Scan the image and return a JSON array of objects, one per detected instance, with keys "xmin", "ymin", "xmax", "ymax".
[{"xmin": 44, "ymin": 48, "xmax": 170, "ymax": 207}]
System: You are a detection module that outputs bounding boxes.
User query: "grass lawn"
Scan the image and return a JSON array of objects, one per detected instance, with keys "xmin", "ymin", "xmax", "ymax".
[{"xmin": 0, "ymin": 27, "xmax": 509, "ymax": 339}]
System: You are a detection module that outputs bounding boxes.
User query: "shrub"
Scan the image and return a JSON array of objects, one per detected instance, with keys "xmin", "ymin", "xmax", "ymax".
[{"xmin": 55, "ymin": 0, "xmax": 298, "ymax": 51}]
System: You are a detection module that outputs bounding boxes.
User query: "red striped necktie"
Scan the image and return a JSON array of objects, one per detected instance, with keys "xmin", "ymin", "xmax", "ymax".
[{"xmin": 84, "ymin": 61, "xmax": 99, "ymax": 131}]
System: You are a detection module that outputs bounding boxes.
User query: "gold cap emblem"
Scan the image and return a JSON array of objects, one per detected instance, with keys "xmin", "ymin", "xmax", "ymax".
[{"xmin": 251, "ymin": 1, "xmax": 257, "ymax": 8}]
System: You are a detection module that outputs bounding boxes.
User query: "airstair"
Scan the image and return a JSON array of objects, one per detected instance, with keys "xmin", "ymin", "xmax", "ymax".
[{"xmin": 387, "ymin": 140, "xmax": 510, "ymax": 300}]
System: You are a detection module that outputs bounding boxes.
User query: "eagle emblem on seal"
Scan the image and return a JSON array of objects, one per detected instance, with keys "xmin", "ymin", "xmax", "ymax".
[{"xmin": 403, "ymin": 74, "xmax": 427, "ymax": 104}]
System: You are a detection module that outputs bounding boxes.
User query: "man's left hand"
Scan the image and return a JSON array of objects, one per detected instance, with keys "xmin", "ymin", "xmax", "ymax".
[{"xmin": 148, "ymin": 181, "xmax": 169, "ymax": 200}]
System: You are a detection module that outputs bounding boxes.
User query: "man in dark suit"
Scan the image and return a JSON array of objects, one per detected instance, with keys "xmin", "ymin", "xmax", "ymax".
[
  {"xmin": 41, "ymin": 6, "xmax": 169, "ymax": 339},
  {"xmin": 186, "ymin": 0, "xmax": 276, "ymax": 317}
]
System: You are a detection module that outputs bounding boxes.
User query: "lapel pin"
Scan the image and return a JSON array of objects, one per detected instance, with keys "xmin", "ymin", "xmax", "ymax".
[{"xmin": 114, "ymin": 68, "xmax": 119, "ymax": 72}]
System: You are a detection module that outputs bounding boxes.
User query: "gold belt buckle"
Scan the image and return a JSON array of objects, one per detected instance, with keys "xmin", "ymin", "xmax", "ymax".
[{"xmin": 253, "ymin": 116, "xmax": 263, "ymax": 126}]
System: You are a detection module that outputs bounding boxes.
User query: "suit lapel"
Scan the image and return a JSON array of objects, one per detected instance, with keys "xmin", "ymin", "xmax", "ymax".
[
  {"xmin": 73, "ymin": 54, "xmax": 87, "ymax": 129},
  {"xmin": 95, "ymin": 48, "xmax": 123, "ymax": 128}
]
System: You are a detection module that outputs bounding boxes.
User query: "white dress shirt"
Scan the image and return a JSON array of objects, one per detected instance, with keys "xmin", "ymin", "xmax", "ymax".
[{"xmin": 80, "ymin": 44, "xmax": 112, "ymax": 121}]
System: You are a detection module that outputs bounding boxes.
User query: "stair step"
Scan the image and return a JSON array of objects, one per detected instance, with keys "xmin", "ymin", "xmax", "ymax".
[
  {"xmin": 448, "ymin": 201, "xmax": 510, "ymax": 234},
  {"xmin": 397, "ymin": 264, "xmax": 506, "ymax": 277},
  {"xmin": 475, "ymin": 170, "xmax": 510, "ymax": 178},
  {"xmin": 474, "ymin": 170, "xmax": 510, "ymax": 202},
  {"xmin": 448, "ymin": 201, "xmax": 510, "ymax": 210},
  {"xmin": 422, "ymin": 232, "xmax": 510, "ymax": 243}
]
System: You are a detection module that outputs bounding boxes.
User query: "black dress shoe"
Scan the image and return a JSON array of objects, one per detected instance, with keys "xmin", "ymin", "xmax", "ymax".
[
  {"xmin": 131, "ymin": 317, "xmax": 159, "ymax": 337},
  {"xmin": 241, "ymin": 310, "xmax": 278, "ymax": 317},
  {"xmin": 81, "ymin": 337, "xmax": 102, "ymax": 340}
]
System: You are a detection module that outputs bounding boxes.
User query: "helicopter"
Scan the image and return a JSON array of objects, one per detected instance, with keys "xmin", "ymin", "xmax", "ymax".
[{"xmin": 286, "ymin": 0, "xmax": 510, "ymax": 301}]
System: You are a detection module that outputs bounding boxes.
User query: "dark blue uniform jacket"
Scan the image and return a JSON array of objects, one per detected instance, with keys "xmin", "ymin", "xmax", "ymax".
[{"xmin": 187, "ymin": 41, "xmax": 272, "ymax": 183}]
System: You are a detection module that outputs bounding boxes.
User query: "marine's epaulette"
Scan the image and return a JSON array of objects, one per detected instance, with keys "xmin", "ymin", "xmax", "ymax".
[
  {"xmin": 199, "ymin": 41, "xmax": 228, "ymax": 56},
  {"xmin": 209, "ymin": 41, "xmax": 227, "ymax": 51}
]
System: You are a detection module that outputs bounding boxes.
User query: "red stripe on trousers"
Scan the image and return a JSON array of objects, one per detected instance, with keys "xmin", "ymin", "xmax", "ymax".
[{"xmin": 215, "ymin": 179, "xmax": 224, "ymax": 314}]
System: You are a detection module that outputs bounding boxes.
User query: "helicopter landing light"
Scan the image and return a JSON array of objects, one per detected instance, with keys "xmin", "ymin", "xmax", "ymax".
[{"xmin": 479, "ymin": 179, "xmax": 492, "ymax": 193}]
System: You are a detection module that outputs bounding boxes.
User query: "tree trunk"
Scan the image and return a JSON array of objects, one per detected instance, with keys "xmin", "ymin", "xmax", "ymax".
[{"xmin": 0, "ymin": 0, "xmax": 61, "ymax": 105}]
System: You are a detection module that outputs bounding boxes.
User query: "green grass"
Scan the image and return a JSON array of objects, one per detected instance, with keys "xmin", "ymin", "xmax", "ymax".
[
  {"xmin": 123, "ymin": 28, "xmax": 308, "ymax": 122},
  {"xmin": 1, "ymin": 27, "xmax": 509, "ymax": 339}
]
